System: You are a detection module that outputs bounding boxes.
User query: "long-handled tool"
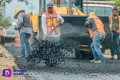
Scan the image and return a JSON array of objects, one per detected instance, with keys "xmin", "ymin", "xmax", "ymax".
[{"xmin": 43, "ymin": 26, "xmax": 58, "ymax": 40}]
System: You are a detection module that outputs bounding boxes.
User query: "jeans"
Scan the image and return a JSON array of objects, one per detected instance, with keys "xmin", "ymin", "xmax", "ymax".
[
  {"xmin": 110, "ymin": 31, "xmax": 120, "ymax": 57},
  {"xmin": 20, "ymin": 32, "xmax": 31, "ymax": 57},
  {"xmin": 90, "ymin": 31, "xmax": 105, "ymax": 60}
]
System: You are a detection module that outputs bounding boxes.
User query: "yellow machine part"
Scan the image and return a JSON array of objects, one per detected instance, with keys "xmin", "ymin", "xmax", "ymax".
[
  {"xmin": 53, "ymin": 6, "xmax": 86, "ymax": 16},
  {"xmin": 31, "ymin": 13, "xmax": 39, "ymax": 32},
  {"xmin": 77, "ymin": 9, "xmax": 86, "ymax": 16},
  {"xmin": 28, "ymin": 12, "xmax": 33, "ymax": 23},
  {"xmin": 53, "ymin": 6, "xmax": 68, "ymax": 15},
  {"xmin": 72, "ymin": 8, "xmax": 79, "ymax": 15},
  {"xmin": 72, "ymin": 8, "xmax": 86, "ymax": 16}
]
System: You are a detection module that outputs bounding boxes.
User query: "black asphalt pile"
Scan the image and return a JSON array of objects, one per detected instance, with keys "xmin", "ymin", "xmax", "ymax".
[{"xmin": 27, "ymin": 38, "xmax": 65, "ymax": 67}]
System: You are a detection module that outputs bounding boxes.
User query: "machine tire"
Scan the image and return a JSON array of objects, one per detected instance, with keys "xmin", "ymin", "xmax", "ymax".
[
  {"xmin": 75, "ymin": 49, "xmax": 94, "ymax": 60},
  {"xmin": 80, "ymin": 50, "xmax": 94, "ymax": 60},
  {"xmin": 75, "ymin": 49, "xmax": 82, "ymax": 59}
]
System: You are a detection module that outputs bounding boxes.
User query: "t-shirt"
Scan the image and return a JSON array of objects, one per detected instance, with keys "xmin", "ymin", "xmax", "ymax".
[{"xmin": 112, "ymin": 17, "xmax": 119, "ymax": 32}]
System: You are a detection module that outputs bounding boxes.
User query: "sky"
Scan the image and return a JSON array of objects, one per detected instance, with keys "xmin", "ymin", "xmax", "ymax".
[{"xmin": 5, "ymin": 0, "xmax": 39, "ymax": 22}]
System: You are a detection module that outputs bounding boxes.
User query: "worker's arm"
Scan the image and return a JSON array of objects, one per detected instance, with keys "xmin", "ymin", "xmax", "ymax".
[
  {"xmin": 118, "ymin": 17, "xmax": 120, "ymax": 34},
  {"xmin": 85, "ymin": 20, "xmax": 94, "ymax": 38},
  {"xmin": 17, "ymin": 13, "xmax": 24, "ymax": 28},
  {"xmin": 109, "ymin": 17, "xmax": 112, "ymax": 31},
  {"xmin": 16, "ymin": 13, "xmax": 24, "ymax": 32},
  {"xmin": 56, "ymin": 12, "xmax": 64, "ymax": 24},
  {"xmin": 41, "ymin": 14, "xmax": 47, "ymax": 35}
]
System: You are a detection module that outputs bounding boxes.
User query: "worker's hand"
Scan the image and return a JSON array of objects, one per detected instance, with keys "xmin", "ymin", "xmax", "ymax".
[
  {"xmin": 117, "ymin": 29, "xmax": 120, "ymax": 35},
  {"xmin": 90, "ymin": 32, "xmax": 94, "ymax": 38},
  {"xmin": 43, "ymin": 33, "xmax": 47, "ymax": 40},
  {"xmin": 57, "ymin": 19, "xmax": 62, "ymax": 25},
  {"xmin": 58, "ymin": 19, "xmax": 61, "ymax": 23},
  {"xmin": 13, "ymin": 22, "xmax": 17, "ymax": 26}
]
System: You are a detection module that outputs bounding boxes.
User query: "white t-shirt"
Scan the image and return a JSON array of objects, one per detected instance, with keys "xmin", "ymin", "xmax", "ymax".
[{"xmin": 41, "ymin": 12, "xmax": 64, "ymax": 37}]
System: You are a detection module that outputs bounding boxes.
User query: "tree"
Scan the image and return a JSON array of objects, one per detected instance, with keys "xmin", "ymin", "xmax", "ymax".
[
  {"xmin": 107, "ymin": 0, "xmax": 120, "ymax": 7},
  {"xmin": 0, "ymin": 0, "xmax": 28, "ymax": 28},
  {"xmin": 0, "ymin": 0, "xmax": 28, "ymax": 6},
  {"xmin": 0, "ymin": 17, "xmax": 11, "ymax": 28}
]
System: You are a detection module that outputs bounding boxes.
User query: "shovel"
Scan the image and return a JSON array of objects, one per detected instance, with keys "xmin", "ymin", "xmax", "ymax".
[
  {"xmin": 43, "ymin": 26, "xmax": 58, "ymax": 40},
  {"xmin": 43, "ymin": 19, "xmax": 62, "ymax": 40}
]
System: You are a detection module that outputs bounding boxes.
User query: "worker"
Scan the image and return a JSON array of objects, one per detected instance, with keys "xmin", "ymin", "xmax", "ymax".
[
  {"xmin": 41, "ymin": 3, "xmax": 64, "ymax": 41},
  {"xmin": 0, "ymin": 27, "xmax": 6, "ymax": 47},
  {"xmin": 14, "ymin": 9, "xmax": 32, "ymax": 58},
  {"xmin": 109, "ymin": 8, "xmax": 120, "ymax": 60},
  {"xmin": 85, "ymin": 12, "xmax": 105, "ymax": 63}
]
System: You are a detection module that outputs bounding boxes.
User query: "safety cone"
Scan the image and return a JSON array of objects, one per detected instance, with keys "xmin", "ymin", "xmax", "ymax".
[{"xmin": 15, "ymin": 34, "xmax": 20, "ymax": 46}]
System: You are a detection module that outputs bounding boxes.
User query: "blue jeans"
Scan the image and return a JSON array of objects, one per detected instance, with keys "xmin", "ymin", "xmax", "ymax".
[
  {"xmin": 110, "ymin": 31, "xmax": 120, "ymax": 57},
  {"xmin": 20, "ymin": 33, "xmax": 31, "ymax": 57},
  {"xmin": 90, "ymin": 31, "xmax": 105, "ymax": 60}
]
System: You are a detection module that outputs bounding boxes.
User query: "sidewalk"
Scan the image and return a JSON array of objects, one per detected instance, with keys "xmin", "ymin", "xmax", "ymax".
[{"xmin": 0, "ymin": 45, "xmax": 26, "ymax": 80}]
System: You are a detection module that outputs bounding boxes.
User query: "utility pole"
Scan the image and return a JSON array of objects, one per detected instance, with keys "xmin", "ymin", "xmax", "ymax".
[
  {"xmin": 68, "ymin": 0, "xmax": 73, "ymax": 15},
  {"xmin": 39, "ymin": 0, "xmax": 46, "ymax": 14},
  {"xmin": 39, "ymin": 0, "xmax": 42, "ymax": 14},
  {"xmin": 31, "ymin": 0, "xmax": 33, "ymax": 13},
  {"xmin": 43, "ymin": 0, "xmax": 46, "ymax": 13},
  {"xmin": 80, "ymin": 0, "xmax": 83, "ymax": 12}
]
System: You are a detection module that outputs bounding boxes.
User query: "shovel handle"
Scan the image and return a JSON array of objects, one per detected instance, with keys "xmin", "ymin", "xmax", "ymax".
[{"xmin": 43, "ymin": 27, "xmax": 57, "ymax": 40}]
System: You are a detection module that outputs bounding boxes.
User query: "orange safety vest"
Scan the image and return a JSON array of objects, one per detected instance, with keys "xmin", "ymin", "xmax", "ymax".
[
  {"xmin": 109, "ymin": 16, "xmax": 120, "ymax": 31},
  {"xmin": 45, "ymin": 12, "xmax": 59, "ymax": 34},
  {"xmin": 93, "ymin": 18, "xmax": 105, "ymax": 34}
]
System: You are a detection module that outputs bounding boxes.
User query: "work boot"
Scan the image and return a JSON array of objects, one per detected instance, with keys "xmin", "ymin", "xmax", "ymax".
[
  {"xmin": 111, "ymin": 56, "xmax": 114, "ymax": 60},
  {"xmin": 94, "ymin": 60, "xmax": 102, "ymax": 64},
  {"xmin": 90, "ymin": 59, "xmax": 96, "ymax": 63}
]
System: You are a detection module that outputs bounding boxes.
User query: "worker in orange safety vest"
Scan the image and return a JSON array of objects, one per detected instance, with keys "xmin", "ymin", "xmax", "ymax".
[
  {"xmin": 85, "ymin": 12, "xmax": 105, "ymax": 64},
  {"xmin": 41, "ymin": 3, "xmax": 64, "ymax": 41}
]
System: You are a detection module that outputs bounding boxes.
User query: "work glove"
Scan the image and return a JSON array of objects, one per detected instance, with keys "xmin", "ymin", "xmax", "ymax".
[
  {"xmin": 13, "ymin": 22, "xmax": 18, "ymax": 30},
  {"xmin": 117, "ymin": 29, "xmax": 120, "ymax": 35},
  {"xmin": 57, "ymin": 19, "xmax": 62, "ymax": 26},
  {"xmin": 43, "ymin": 33, "xmax": 47, "ymax": 40}
]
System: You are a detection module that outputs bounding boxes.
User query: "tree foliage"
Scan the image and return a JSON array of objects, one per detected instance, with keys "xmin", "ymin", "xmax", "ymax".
[
  {"xmin": 0, "ymin": 17, "xmax": 11, "ymax": 28},
  {"xmin": 107, "ymin": 0, "xmax": 120, "ymax": 7},
  {"xmin": 0, "ymin": 0, "xmax": 28, "ymax": 6},
  {"xmin": 0, "ymin": 0, "xmax": 28, "ymax": 28}
]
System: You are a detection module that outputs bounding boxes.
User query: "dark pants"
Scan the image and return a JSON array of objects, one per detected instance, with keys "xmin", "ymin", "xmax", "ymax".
[
  {"xmin": 110, "ymin": 31, "xmax": 120, "ymax": 57},
  {"xmin": 0, "ymin": 36, "xmax": 5, "ymax": 46},
  {"xmin": 90, "ymin": 31, "xmax": 105, "ymax": 60}
]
